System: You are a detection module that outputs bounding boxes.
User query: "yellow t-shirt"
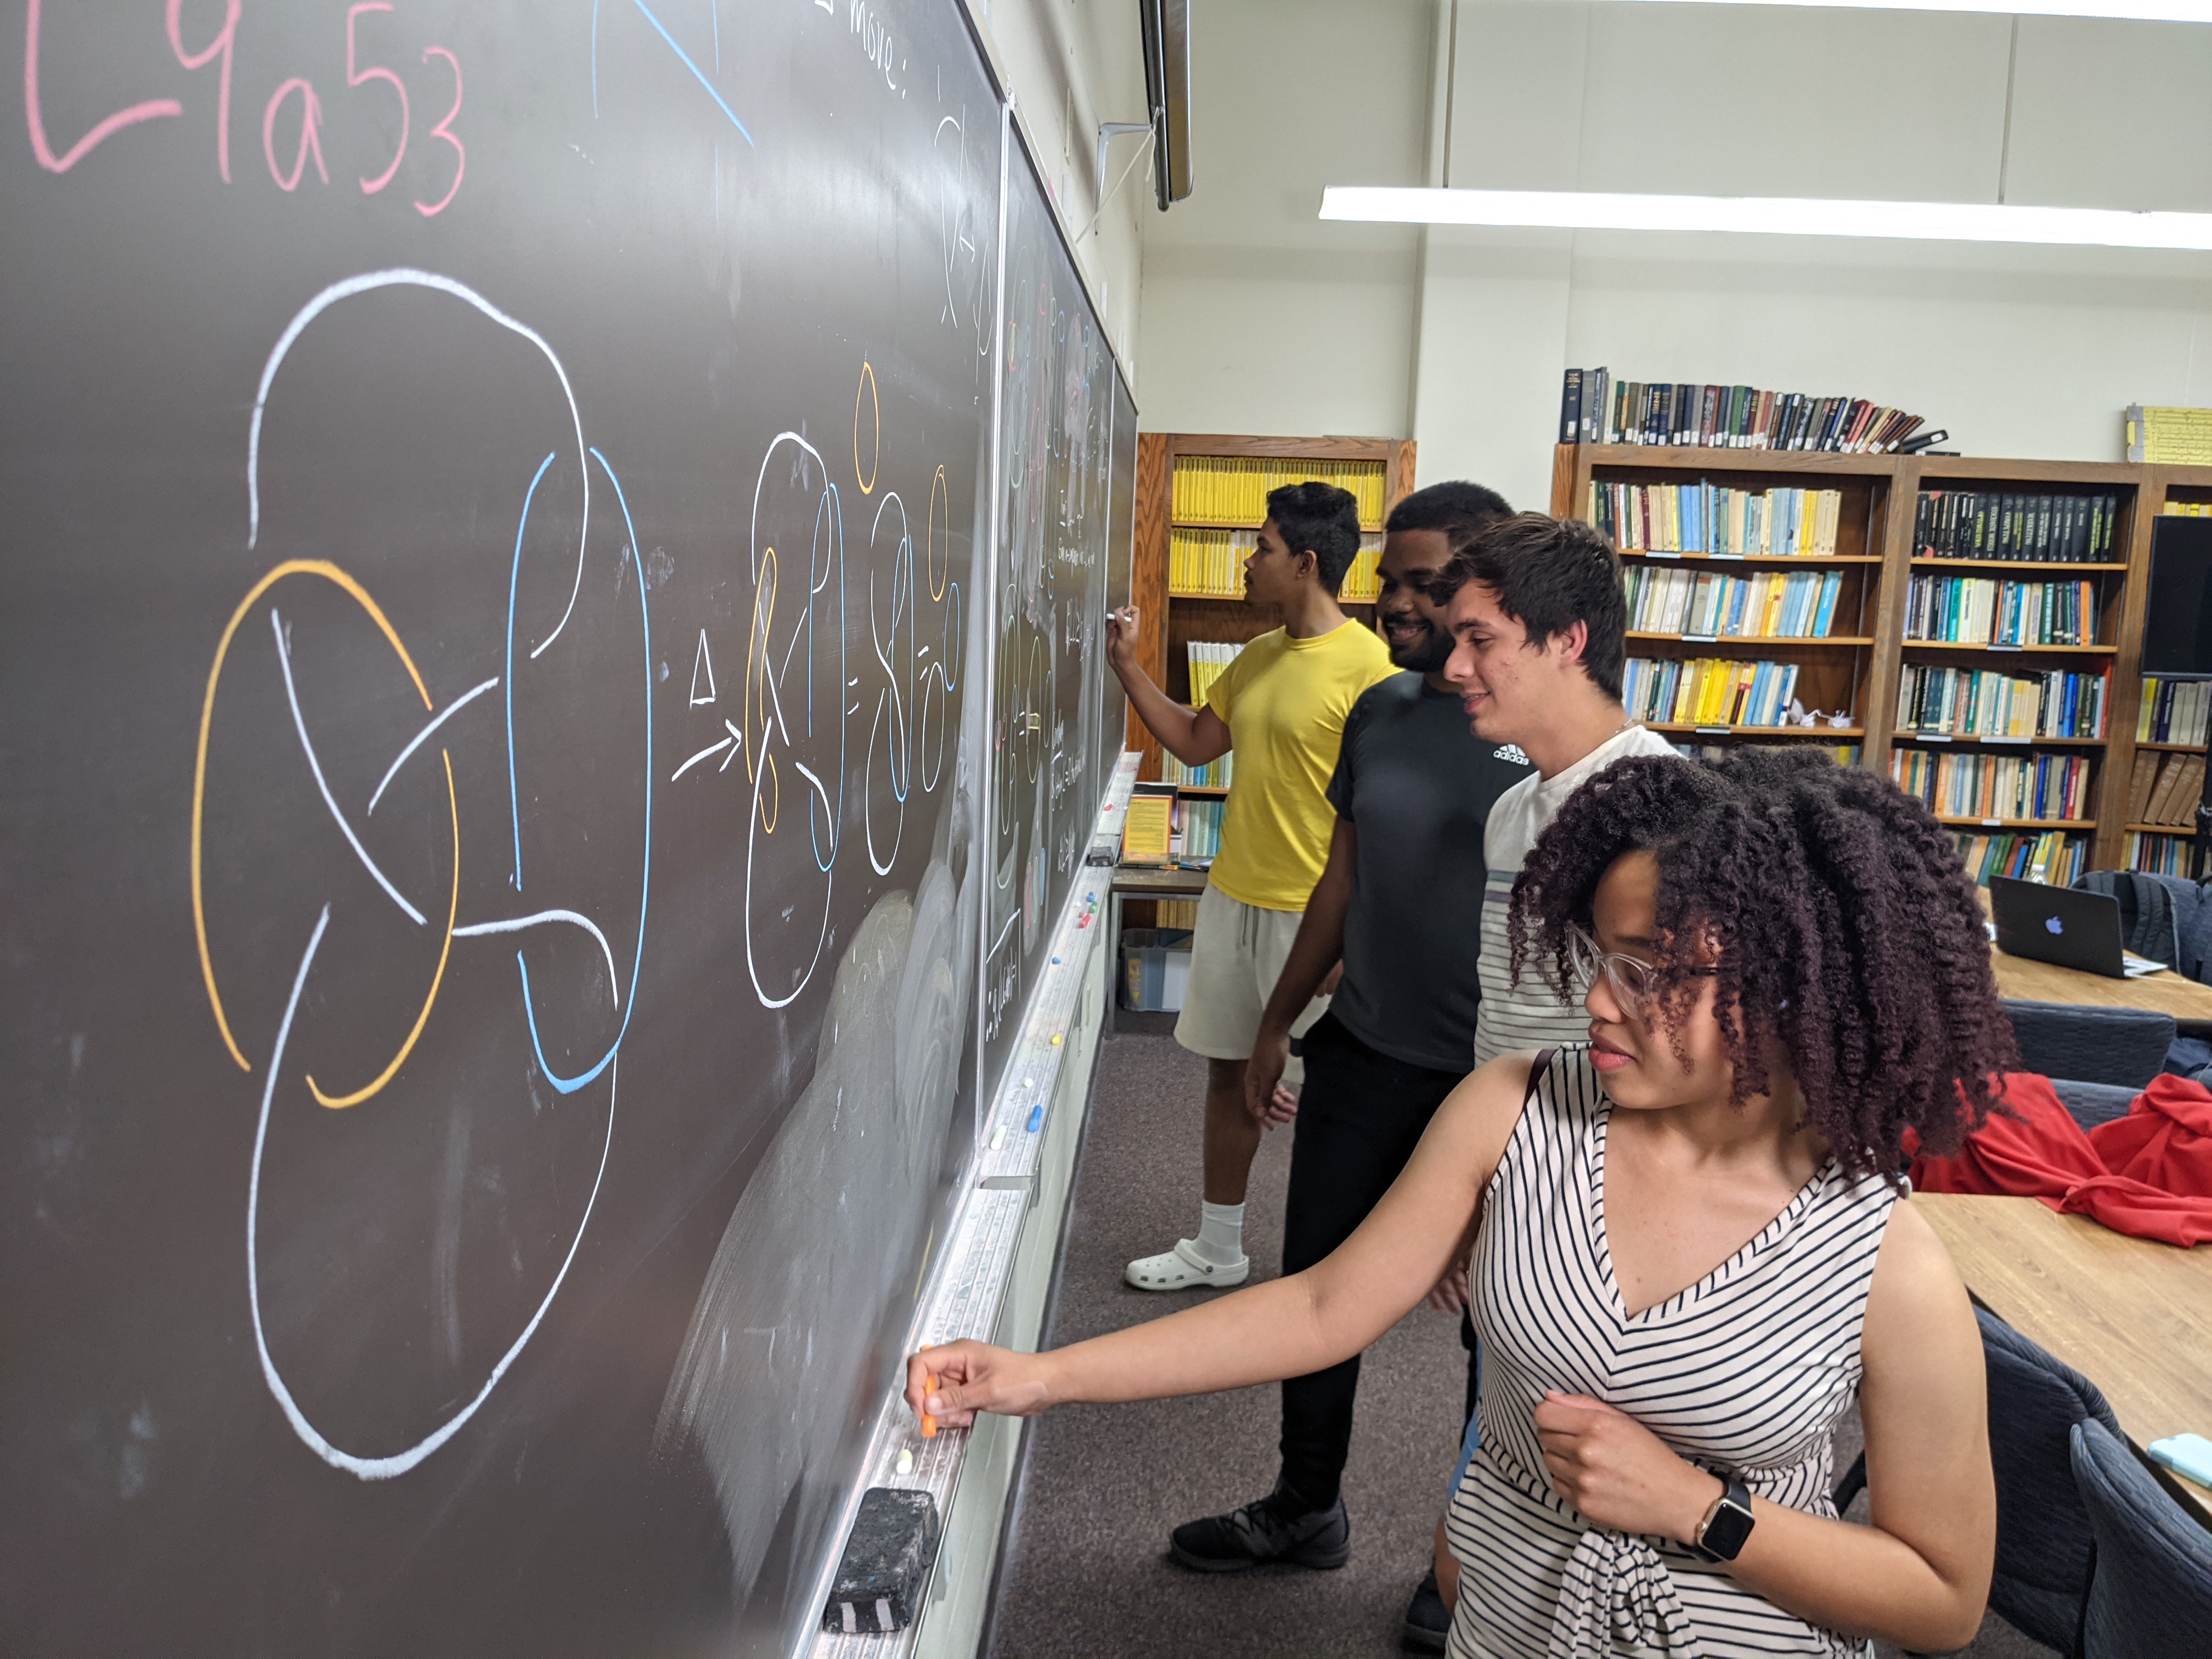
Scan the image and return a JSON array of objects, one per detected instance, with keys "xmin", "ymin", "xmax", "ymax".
[{"xmin": 1204, "ymin": 621, "xmax": 1396, "ymax": 911}]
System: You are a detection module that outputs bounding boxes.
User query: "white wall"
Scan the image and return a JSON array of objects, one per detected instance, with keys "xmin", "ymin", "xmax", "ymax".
[
  {"xmin": 1136, "ymin": 0, "xmax": 1435, "ymax": 436},
  {"xmin": 1138, "ymin": 0, "xmax": 2212, "ymax": 514},
  {"xmin": 964, "ymin": 0, "xmax": 1152, "ymax": 374}
]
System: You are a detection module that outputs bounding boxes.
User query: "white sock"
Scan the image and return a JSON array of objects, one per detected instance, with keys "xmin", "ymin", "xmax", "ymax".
[{"xmin": 1193, "ymin": 1200, "xmax": 1245, "ymax": 1266}]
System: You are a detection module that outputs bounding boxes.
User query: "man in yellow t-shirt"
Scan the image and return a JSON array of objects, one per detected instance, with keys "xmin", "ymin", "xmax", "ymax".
[{"xmin": 1104, "ymin": 481, "xmax": 1394, "ymax": 1291}]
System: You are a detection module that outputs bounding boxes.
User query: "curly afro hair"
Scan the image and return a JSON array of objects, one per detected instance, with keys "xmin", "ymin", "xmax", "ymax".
[{"xmin": 1509, "ymin": 746, "xmax": 2015, "ymax": 1173}]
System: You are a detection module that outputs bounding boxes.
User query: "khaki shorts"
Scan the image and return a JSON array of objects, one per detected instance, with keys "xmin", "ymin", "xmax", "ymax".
[{"xmin": 1175, "ymin": 881, "xmax": 1329, "ymax": 1078}]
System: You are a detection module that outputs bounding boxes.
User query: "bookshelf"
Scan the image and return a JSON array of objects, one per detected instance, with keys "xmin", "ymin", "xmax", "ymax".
[
  {"xmin": 1128, "ymin": 432, "xmax": 1417, "ymax": 787},
  {"xmin": 1552, "ymin": 445, "xmax": 2212, "ymax": 882}
]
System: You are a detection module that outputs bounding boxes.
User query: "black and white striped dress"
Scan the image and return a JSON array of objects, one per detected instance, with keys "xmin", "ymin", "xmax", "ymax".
[{"xmin": 1444, "ymin": 1047, "xmax": 1896, "ymax": 1659}]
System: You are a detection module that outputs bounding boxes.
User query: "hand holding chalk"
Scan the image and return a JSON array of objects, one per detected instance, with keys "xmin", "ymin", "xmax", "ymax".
[
  {"xmin": 904, "ymin": 1339, "xmax": 1055, "ymax": 1429},
  {"xmin": 1103, "ymin": 606, "xmax": 1138, "ymax": 673}
]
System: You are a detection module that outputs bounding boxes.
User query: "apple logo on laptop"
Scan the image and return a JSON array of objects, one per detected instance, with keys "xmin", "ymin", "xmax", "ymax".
[{"xmin": 2046, "ymin": 916, "xmax": 2064, "ymax": 935}]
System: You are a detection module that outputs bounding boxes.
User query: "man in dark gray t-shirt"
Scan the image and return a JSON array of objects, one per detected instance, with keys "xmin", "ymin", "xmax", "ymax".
[
  {"xmin": 1325, "ymin": 676, "xmax": 1530, "ymax": 1071},
  {"xmin": 1165, "ymin": 483, "xmax": 1529, "ymax": 1655}
]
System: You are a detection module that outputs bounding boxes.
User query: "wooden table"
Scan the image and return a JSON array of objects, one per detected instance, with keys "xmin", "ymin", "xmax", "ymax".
[
  {"xmin": 1972, "ymin": 888, "xmax": 2212, "ymax": 1021},
  {"xmin": 1914, "ymin": 1192, "xmax": 2212, "ymax": 1525},
  {"xmin": 1990, "ymin": 946, "xmax": 2212, "ymax": 1022}
]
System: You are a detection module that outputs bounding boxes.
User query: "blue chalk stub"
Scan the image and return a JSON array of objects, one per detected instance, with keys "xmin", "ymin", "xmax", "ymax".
[{"xmin": 824, "ymin": 1486, "xmax": 941, "ymax": 1635}]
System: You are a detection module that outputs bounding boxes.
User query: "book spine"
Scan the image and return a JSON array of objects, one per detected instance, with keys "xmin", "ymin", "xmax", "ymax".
[{"xmin": 1560, "ymin": 368, "xmax": 1584, "ymax": 445}]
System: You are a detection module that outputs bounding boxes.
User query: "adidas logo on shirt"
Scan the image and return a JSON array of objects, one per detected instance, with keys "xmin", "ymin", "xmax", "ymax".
[{"xmin": 1494, "ymin": 744, "xmax": 1530, "ymax": 765}]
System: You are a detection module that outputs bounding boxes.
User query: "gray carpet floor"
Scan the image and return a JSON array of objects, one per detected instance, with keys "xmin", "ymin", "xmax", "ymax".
[{"xmin": 983, "ymin": 1030, "xmax": 2054, "ymax": 1659}]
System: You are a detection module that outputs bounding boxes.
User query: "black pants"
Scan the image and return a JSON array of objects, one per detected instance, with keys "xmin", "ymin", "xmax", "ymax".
[{"xmin": 1278, "ymin": 1013, "xmax": 1466, "ymax": 1508}]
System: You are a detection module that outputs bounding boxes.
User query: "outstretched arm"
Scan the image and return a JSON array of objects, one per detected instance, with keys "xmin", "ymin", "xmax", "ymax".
[
  {"xmin": 1106, "ymin": 606, "xmax": 1231, "ymax": 767},
  {"xmin": 906, "ymin": 1052, "xmax": 1535, "ymax": 1423}
]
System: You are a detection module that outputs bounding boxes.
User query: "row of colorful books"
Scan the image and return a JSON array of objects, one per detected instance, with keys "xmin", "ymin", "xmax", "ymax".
[
  {"xmin": 1889, "ymin": 751, "xmax": 2094, "ymax": 824},
  {"xmin": 2138, "ymin": 676, "xmax": 2211, "ymax": 747},
  {"xmin": 1913, "ymin": 490, "xmax": 2121, "ymax": 565},
  {"xmin": 1623, "ymin": 566, "xmax": 1844, "ymax": 640},
  {"xmin": 1169, "ymin": 455, "xmax": 1386, "ymax": 528},
  {"xmin": 1168, "ymin": 528, "xmax": 1383, "ymax": 600},
  {"xmin": 1159, "ymin": 753, "xmax": 1232, "ymax": 789},
  {"xmin": 1176, "ymin": 798, "xmax": 1225, "ymax": 861},
  {"xmin": 2125, "ymin": 832, "xmax": 2196, "ymax": 876},
  {"xmin": 1957, "ymin": 830, "xmax": 2086, "ymax": 888},
  {"xmin": 1896, "ymin": 665, "xmax": 2109, "ymax": 741},
  {"xmin": 1587, "ymin": 482, "xmax": 1843, "ymax": 557},
  {"xmin": 1560, "ymin": 370, "xmax": 1929, "ymax": 453},
  {"xmin": 1901, "ymin": 575, "xmax": 2099, "ymax": 648},
  {"xmin": 1623, "ymin": 657, "xmax": 1802, "ymax": 729}
]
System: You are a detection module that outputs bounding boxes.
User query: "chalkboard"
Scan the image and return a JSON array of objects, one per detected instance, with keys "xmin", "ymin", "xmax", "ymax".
[
  {"xmin": 0, "ymin": 3, "xmax": 1024, "ymax": 1656},
  {"xmin": 979, "ymin": 132, "xmax": 1124, "ymax": 1104}
]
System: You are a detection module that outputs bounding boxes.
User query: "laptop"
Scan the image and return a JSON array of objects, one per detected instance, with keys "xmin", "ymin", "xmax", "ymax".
[{"xmin": 1988, "ymin": 876, "xmax": 2170, "ymax": 979}]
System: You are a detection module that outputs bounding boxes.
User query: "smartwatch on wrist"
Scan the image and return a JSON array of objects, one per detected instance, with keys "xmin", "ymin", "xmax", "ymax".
[{"xmin": 1691, "ymin": 1474, "xmax": 1756, "ymax": 1562}]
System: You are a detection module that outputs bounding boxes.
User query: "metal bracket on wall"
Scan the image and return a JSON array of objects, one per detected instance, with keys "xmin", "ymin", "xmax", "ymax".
[{"xmin": 1096, "ymin": 122, "xmax": 1150, "ymax": 209}]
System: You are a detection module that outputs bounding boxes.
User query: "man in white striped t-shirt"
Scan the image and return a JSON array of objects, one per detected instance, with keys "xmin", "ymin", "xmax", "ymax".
[
  {"xmin": 1407, "ymin": 511, "xmax": 1683, "ymax": 1647},
  {"xmin": 1435, "ymin": 513, "xmax": 1679, "ymax": 1066}
]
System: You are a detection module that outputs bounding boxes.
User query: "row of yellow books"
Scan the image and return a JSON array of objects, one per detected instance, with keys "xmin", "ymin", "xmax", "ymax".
[
  {"xmin": 1186, "ymin": 640, "xmax": 1243, "ymax": 708},
  {"xmin": 1170, "ymin": 455, "xmax": 1386, "ymax": 529},
  {"xmin": 1169, "ymin": 528, "xmax": 1384, "ymax": 601},
  {"xmin": 2165, "ymin": 501, "xmax": 2212, "ymax": 517},
  {"xmin": 1622, "ymin": 656, "xmax": 1803, "ymax": 729}
]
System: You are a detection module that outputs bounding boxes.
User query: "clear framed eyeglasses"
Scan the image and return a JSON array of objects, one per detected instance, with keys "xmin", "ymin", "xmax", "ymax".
[
  {"xmin": 1566, "ymin": 922, "xmax": 1714, "ymax": 1018},
  {"xmin": 1567, "ymin": 922, "xmax": 1656, "ymax": 1014}
]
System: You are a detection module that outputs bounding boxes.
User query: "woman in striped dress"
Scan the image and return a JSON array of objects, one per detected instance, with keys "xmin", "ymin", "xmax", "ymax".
[{"xmin": 912, "ymin": 749, "xmax": 2008, "ymax": 1657}]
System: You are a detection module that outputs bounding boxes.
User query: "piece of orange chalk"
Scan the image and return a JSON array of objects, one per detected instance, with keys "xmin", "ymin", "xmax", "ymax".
[{"xmin": 919, "ymin": 1344, "xmax": 938, "ymax": 1438}]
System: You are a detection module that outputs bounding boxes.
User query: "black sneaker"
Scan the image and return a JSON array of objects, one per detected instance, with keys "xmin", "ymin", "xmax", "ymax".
[
  {"xmin": 1402, "ymin": 1566, "xmax": 1450, "ymax": 1653},
  {"xmin": 1167, "ymin": 1479, "xmax": 1350, "ymax": 1572}
]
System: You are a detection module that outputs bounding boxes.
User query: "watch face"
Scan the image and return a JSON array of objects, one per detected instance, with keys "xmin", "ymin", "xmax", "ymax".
[{"xmin": 1702, "ymin": 1496, "xmax": 1755, "ymax": 1561}]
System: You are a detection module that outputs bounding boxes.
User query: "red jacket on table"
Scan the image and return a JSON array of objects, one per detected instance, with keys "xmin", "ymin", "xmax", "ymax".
[{"xmin": 1908, "ymin": 1073, "xmax": 2212, "ymax": 1248}]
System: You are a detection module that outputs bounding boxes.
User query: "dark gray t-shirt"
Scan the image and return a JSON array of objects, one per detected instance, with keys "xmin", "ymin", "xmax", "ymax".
[{"xmin": 1324, "ymin": 673, "xmax": 1534, "ymax": 1073}]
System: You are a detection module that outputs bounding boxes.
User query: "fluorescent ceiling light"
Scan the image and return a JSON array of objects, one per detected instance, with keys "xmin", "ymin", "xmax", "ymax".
[
  {"xmin": 1623, "ymin": 0, "xmax": 2212, "ymax": 21},
  {"xmin": 1319, "ymin": 187, "xmax": 2212, "ymax": 252}
]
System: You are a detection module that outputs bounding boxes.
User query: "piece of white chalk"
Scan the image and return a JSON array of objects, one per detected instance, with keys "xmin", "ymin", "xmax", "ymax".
[
  {"xmin": 896, "ymin": 1448, "xmax": 914, "ymax": 1475},
  {"xmin": 990, "ymin": 1125, "xmax": 1006, "ymax": 1150}
]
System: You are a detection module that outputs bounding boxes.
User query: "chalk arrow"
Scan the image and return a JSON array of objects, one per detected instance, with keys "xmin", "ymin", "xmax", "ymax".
[{"xmin": 671, "ymin": 736, "xmax": 733, "ymax": 781}]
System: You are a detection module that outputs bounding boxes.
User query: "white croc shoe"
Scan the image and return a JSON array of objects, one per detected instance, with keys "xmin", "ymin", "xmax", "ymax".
[{"xmin": 1125, "ymin": 1238, "xmax": 1250, "ymax": 1291}]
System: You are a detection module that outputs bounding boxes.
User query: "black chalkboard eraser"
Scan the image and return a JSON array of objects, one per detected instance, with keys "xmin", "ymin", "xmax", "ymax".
[{"xmin": 823, "ymin": 1487, "xmax": 941, "ymax": 1635}]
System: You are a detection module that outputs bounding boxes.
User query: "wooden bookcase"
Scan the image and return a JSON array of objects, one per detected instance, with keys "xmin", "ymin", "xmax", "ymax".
[
  {"xmin": 1553, "ymin": 444, "xmax": 2212, "ymax": 878},
  {"xmin": 1127, "ymin": 432, "xmax": 1418, "ymax": 787}
]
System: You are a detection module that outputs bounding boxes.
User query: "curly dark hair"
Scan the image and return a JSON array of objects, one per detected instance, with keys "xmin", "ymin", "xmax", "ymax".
[{"xmin": 1509, "ymin": 746, "xmax": 2015, "ymax": 1173}]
